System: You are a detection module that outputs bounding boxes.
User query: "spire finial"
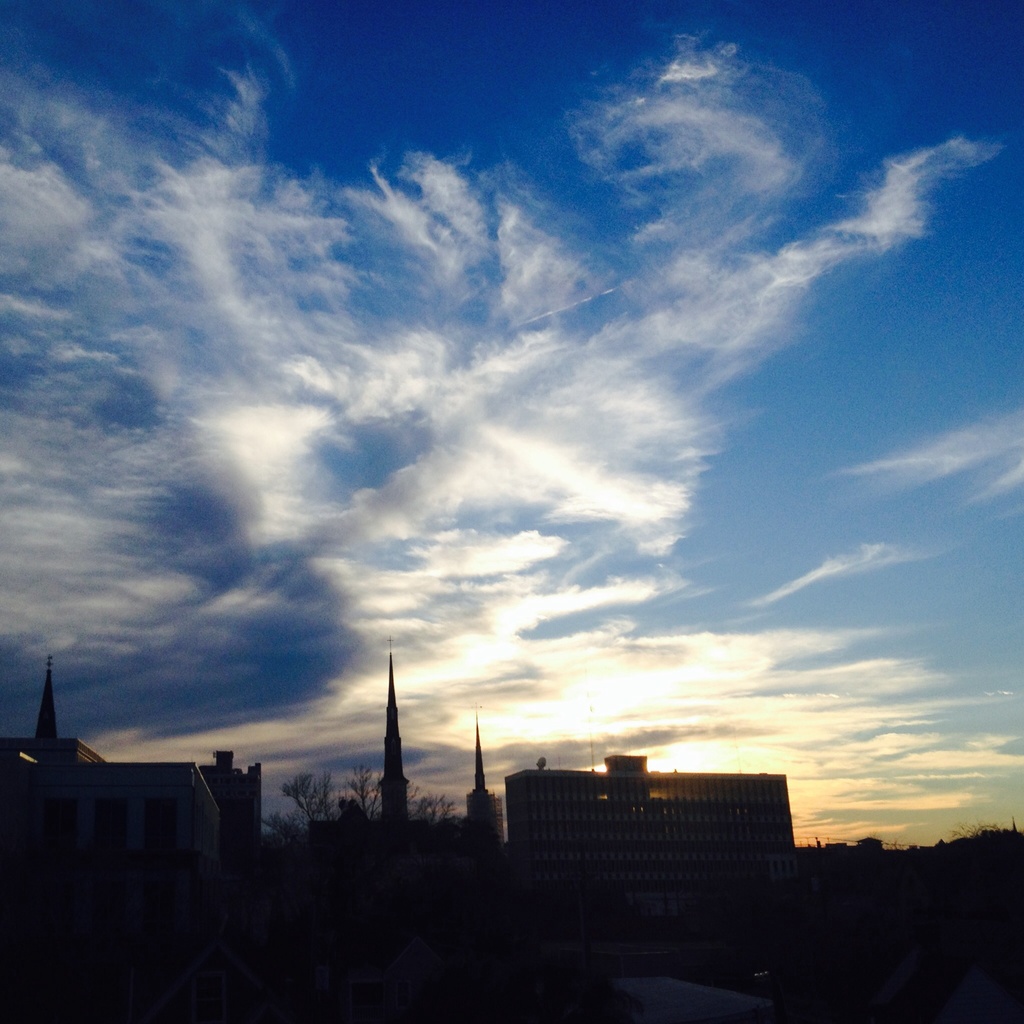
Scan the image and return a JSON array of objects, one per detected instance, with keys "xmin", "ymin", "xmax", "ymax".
[{"xmin": 35, "ymin": 655, "xmax": 58, "ymax": 739}]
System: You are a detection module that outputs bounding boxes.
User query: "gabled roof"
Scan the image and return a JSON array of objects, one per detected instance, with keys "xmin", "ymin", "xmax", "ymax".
[
  {"xmin": 136, "ymin": 938, "xmax": 295, "ymax": 1024},
  {"xmin": 871, "ymin": 948, "xmax": 1024, "ymax": 1024}
]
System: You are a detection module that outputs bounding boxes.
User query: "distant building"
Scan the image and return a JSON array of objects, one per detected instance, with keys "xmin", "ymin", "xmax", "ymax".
[
  {"xmin": 505, "ymin": 754, "xmax": 796, "ymax": 911},
  {"xmin": 381, "ymin": 654, "xmax": 409, "ymax": 822},
  {"xmin": 199, "ymin": 750, "xmax": 262, "ymax": 875},
  {"xmin": 0, "ymin": 661, "xmax": 221, "ymax": 939},
  {"xmin": 465, "ymin": 715, "xmax": 504, "ymax": 839}
]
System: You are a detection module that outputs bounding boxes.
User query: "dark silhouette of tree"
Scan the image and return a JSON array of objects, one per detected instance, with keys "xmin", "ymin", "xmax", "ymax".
[
  {"xmin": 263, "ymin": 770, "xmax": 343, "ymax": 844},
  {"xmin": 948, "ymin": 820, "xmax": 1005, "ymax": 840},
  {"xmin": 346, "ymin": 763, "xmax": 382, "ymax": 818},
  {"xmin": 261, "ymin": 808, "xmax": 307, "ymax": 847},
  {"xmin": 411, "ymin": 790, "xmax": 456, "ymax": 823},
  {"xmin": 345, "ymin": 763, "xmax": 452, "ymax": 823},
  {"xmin": 283, "ymin": 770, "xmax": 342, "ymax": 822}
]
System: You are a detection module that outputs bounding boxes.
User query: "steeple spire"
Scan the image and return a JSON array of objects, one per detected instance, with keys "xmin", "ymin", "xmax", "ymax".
[
  {"xmin": 381, "ymin": 652, "xmax": 408, "ymax": 821},
  {"xmin": 474, "ymin": 712, "xmax": 486, "ymax": 793},
  {"xmin": 466, "ymin": 712, "xmax": 502, "ymax": 835},
  {"xmin": 35, "ymin": 655, "xmax": 57, "ymax": 739}
]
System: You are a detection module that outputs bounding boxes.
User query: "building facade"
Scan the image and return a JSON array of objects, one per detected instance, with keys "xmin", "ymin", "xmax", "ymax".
[
  {"xmin": 199, "ymin": 750, "xmax": 262, "ymax": 875},
  {"xmin": 0, "ymin": 662, "xmax": 221, "ymax": 940},
  {"xmin": 0, "ymin": 754, "xmax": 221, "ymax": 937},
  {"xmin": 505, "ymin": 754, "xmax": 796, "ymax": 909}
]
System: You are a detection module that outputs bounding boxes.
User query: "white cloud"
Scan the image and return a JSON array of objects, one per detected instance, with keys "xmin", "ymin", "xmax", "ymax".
[
  {"xmin": 202, "ymin": 404, "xmax": 333, "ymax": 541},
  {"xmin": 497, "ymin": 203, "xmax": 592, "ymax": 324},
  {"xmin": 0, "ymin": 149, "xmax": 92, "ymax": 279},
  {"xmin": 412, "ymin": 530, "xmax": 567, "ymax": 578},
  {"xmin": 846, "ymin": 410, "xmax": 1024, "ymax": 499},
  {"xmin": 753, "ymin": 543, "xmax": 921, "ymax": 605},
  {"xmin": 573, "ymin": 38, "xmax": 798, "ymax": 199},
  {"xmin": 835, "ymin": 136, "xmax": 1000, "ymax": 249}
]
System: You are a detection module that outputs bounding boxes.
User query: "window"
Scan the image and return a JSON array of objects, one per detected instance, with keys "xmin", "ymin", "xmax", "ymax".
[
  {"xmin": 144, "ymin": 798, "xmax": 177, "ymax": 850},
  {"xmin": 43, "ymin": 798, "xmax": 78, "ymax": 850},
  {"xmin": 94, "ymin": 799, "xmax": 128, "ymax": 849},
  {"xmin": 193, "ymin": 972, "xmax": 226, "ymax": 1023}
]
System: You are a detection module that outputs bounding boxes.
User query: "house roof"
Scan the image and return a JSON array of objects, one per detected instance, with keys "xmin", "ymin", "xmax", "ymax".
[{"xmin": 136, "ymin": 938, "xmax": 295, "ymax": 1024}]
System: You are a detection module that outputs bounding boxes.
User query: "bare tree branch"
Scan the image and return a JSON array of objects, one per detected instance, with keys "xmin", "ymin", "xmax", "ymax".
[
  {"xmin": 411, "ymin": 791, "xmax": 456, "ymax": 824},
  {"xmin": 262, "ymin": 809, "xmax": 307, "ymax": 847},
  {"xmin": 346, "ymin": 764, "xmax": 382, "ymax": 819},
  {"xmin": 281, "ymin": 770, "xmax": 342, "ymax": 822}
]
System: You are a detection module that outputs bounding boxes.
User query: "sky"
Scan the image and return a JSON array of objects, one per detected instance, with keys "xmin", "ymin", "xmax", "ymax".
[{"xmin": 2, "ymin": 0, "xmax": 1023, "ymax": 846}]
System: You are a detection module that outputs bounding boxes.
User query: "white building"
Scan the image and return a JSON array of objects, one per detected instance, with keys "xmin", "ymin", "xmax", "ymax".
[{"xmin": 0, "ymin": 665, "xmax": 220, "ymax": 939}]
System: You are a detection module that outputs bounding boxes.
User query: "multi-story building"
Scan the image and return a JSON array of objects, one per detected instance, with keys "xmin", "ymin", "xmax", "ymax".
[
  {"xmin": 505, "ymin": 754, "xmax": 796, "ymax": 910},
  {"xmin": 199, "ymin": 750, "xmax": 262, "ymax": 875},
  {"xmin": 0, "ymin": 662, "xmax": 221, "ymax": 939},
  {"xmin": 1, "ymin": 755, "xmax": 221, "ymax": 937}
]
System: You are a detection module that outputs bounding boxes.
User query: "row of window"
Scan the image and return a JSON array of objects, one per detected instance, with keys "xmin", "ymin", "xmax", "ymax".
[
  {"xmin": 527, "ymin": 841, "xmax": 793, "ymax": 858},
  {"xmin": 516, "ymin": 782, "xmax": 788, "ymax": 805},
  {"xmin": 517, "ymin": 800, "xmax": 789, "ymax": 819},
  {"xmin": 520, "ymin": 831, "xmax": 790, "ymax": 847},
  {"xmin": 525, "ymin": 820, "xmax": 792, "ymax": 837},
  {"xmin": 42, "ymin": 797, "xmax": 178, "ymax": 851},
  {"xmin": 534, "ymin": 849, "xmax": 785, "ymax": 864}
]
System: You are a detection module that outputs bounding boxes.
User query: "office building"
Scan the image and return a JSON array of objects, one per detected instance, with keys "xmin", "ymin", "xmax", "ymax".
[
  {"xmin": 505, "ymin": 754, "xmax": 796, "ymax": 909},
  {"xmin": 0, "ymin": 661, "xmax": 221, "ymax": 938},
  {"xmin": 199, "ymin": 750, "xmax": 262, "ymax": 875}
]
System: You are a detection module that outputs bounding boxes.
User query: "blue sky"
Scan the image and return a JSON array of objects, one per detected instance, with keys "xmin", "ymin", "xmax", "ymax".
[{"xmin": 2, "ymin": 0, "xmax": 1022, "ymax": 844}]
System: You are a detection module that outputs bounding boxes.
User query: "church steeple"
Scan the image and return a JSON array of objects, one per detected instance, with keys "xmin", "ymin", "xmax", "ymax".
[
  {"xmin": 474, "ymin": 713, "xmax": 486, "ymax": 793},
  {"xmin": 381, "ymin": 653, "xmax": 408, "ymax": 821},
  {"xmin": 35, "ymin": 655, "xmax": 57, "ymax": 739},
  {"xmin": 466, "ymin": 713, "xmax": 502, "ymax": 835}
]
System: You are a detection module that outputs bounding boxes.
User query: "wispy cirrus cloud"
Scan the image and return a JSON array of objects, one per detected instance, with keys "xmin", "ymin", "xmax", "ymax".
[
  {"xmin": 834, "ymin": 135, "xmax": 1000, "ymax": 248},
  {"xmin": 752, "ymin": 543, "xmax": 922, "ymax": 606},
  {"xmin": 846, "ymin": 410, "xmax": 1024, "ymax": 499}
]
